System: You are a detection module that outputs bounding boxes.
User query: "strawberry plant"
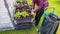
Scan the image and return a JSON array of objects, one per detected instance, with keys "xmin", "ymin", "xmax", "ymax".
[
  {"xmin": 14, "ymin": 11, "xmax": 21, "ymax": 19},
  {"xmin": 14, "ymin": 11, "xmax": 29, "ymax": 19},
  {"xmin": 21, "ymin": 11, "xmax": 29, "ymax": 18}
]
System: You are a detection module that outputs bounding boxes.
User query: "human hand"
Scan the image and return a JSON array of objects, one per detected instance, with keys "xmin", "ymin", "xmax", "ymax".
[{"xmin": 31, "ymin": 9, "xmax": 34, "ymax": 15}]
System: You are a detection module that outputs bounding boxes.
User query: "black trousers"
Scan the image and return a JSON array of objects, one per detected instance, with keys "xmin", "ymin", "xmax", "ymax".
[{"xmin": 35, "ymin": 9, "xmax": 44, "ymax": 26}]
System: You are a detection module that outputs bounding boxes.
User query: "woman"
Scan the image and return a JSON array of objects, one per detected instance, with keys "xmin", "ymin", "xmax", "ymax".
[{"xmin": 31, "ymin": 0, "xmax": 49, "ymax": 27}]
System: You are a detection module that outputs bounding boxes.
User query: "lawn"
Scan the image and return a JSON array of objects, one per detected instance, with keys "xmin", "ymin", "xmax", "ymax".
[{"xmin": 0, "ymin": 0, "xmax": 60, "ymax": 34}]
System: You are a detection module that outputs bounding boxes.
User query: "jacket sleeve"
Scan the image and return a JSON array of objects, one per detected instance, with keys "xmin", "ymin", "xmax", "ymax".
[
  {"xmin": 32, "ymin": 0, "xmax": 35, "ymax": 9},
  {"xmin": 34, "ymin": 0, "xmax": 43, "ymax": 12}
]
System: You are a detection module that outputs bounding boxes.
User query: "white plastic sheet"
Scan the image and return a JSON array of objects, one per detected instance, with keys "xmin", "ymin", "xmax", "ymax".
[{"xmin": 0, "ymin": 0, "xmax": 16, "ymax": 31}]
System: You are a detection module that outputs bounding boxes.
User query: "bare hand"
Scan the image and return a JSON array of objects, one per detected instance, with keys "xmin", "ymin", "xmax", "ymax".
[{"xmin": 31, "ymin": 9, "xmax": 34, "ymax": 15}]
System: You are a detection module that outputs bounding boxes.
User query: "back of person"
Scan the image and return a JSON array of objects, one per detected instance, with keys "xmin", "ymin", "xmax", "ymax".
[
  {"xmin": 43, "ymin": 0, "xmax": 49, "ymax": 8},
  {"xmin": 33, "ymin": 0, "xmax": 49, "ymax": 8}
]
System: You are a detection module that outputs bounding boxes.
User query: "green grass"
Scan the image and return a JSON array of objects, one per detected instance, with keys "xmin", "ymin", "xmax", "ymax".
[
  {"xmin": 0, "ymin": 0, "xmax": 60, "ymax": 34},
  {"xmin": 0, "ymin": 26, "xmax": 37, "ymax": 34}
]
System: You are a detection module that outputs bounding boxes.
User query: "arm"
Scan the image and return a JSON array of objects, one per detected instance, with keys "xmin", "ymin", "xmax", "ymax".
[
  {"xmin": 31, "ymin": 0, "xmax": 35, "ymax": 15},
  {"xmin": 33, "ymin": 0, "xmax": 43, "ymax": 12},
  {"xmin": 32, "ymin": 0, "xmax": 35, "ymax": 9}
]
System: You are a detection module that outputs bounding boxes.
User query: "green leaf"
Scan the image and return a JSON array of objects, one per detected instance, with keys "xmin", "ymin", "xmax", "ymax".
[
  {"xmin": 21, "ymin": 11, "xmax": 29, "ymax": 18},
  {"xmin": 14, "ymin": 11, "xmax": 21, "ymax": 18}
]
